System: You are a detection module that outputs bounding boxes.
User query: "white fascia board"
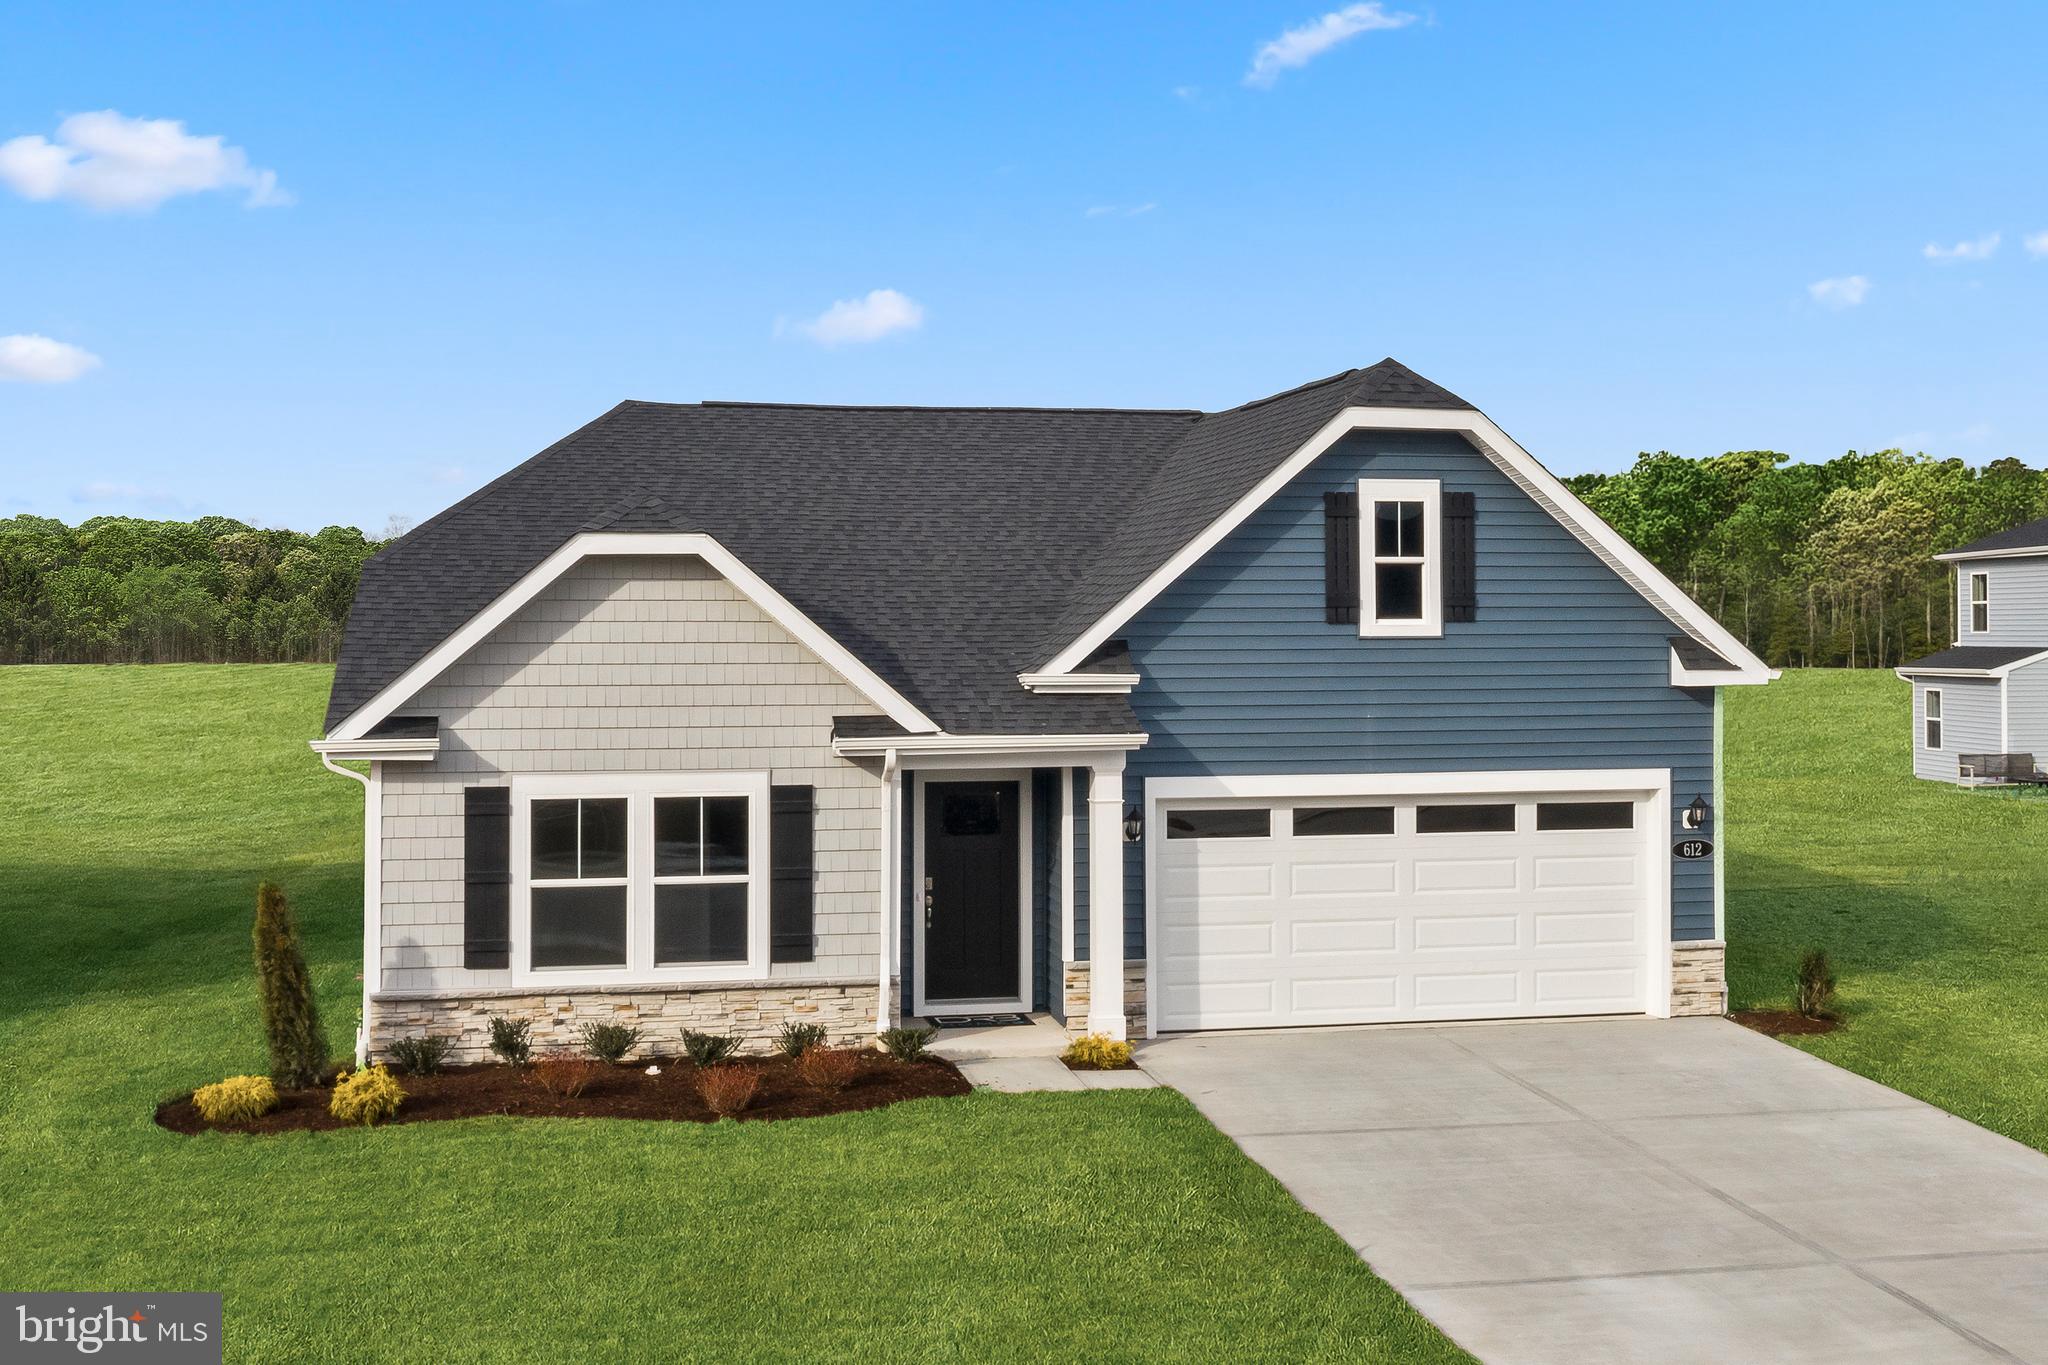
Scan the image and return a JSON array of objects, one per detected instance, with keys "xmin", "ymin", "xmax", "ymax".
[
  {"xmin": 1670, "ymin": 647, "xmax": 1775, "ymax": 687},
  {"xmin": 1932, "ymin": 547, "xmax": 2048, "ymax": 562},
  {"xmin": 1036, "ymin": 405, "xmax": 1777, "ymax": 683},
  {"xmin": 832, "ymin": 731, "xmax": 1148, "ymax": 760},
  {"xmin": 308, "ymin": 737, "xmax": 441, "ymax": 761},
  {"xmin": 1147, "ymin": 768, "xmax": 1670, "ymax": 801},
  {"xmin": 1017, "ymin": 671, "xmax": 1141, "ymax": 694},
  {"xmin": 326, "ymin": 531, "xmax": 941, "ymax": 741}
]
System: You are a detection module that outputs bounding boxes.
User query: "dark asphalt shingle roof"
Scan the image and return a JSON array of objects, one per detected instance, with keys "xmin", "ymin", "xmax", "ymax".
[
  {"xmin": 1670, "ymin": 636, "xmax": 1736, "ymax": 671},
  {"xmin": 1943, "ymin": 516, "xmax": 2048, "ymax": 558},
  {"xmin": 1897, "ymin": 645, "xmax": 2048, "ymax": 673},
  {"xmin": 326, "ymin": 360, "xmax": 1468, "ymax": 735}
]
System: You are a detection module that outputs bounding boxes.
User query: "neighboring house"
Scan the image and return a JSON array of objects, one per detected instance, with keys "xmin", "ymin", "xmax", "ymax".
[
  {"xmin": 314, "ymin": 360, "xmax": 1775, "ymax": 1062},
  {"xmin": 1897, "ymin": 516, "xmax": 2048, "ymax": 783}
]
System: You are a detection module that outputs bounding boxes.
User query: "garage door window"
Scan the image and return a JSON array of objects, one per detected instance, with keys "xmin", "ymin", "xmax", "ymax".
[
  {"xmin": 1415, "ymin": 803, "xmax": 1515, "ymax": 834},
  {"xmin": 1293, "ymin": 806, "xmax": 1395, "ymax": 836},
  {"xmin": 1535, "ymin": 800, "xmax": 1634, "ymax": 831},
  {"xmin": 1167, "ymin": 808, "xmax": 1271, "ymax": 839}
]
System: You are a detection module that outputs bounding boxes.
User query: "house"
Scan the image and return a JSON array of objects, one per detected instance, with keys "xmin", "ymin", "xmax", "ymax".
[
  {"xmin": 1897, "ymin": 516, "xmax": 2048, "ymax": 783},
  {"xmin": 313, "ymin": 361, "xmax": 1776, "ymax": 1063}
]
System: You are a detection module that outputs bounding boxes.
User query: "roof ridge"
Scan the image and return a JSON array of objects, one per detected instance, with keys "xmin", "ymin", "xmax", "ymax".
[{"xmin": 662, "ymin": 399, "xmax": 1202, "ymax": 416}]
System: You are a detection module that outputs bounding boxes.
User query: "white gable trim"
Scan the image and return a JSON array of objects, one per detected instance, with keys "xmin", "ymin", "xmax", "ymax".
[
  {"xmin": 326, "ymin": 531, "xmax": 942, "ymax": 741},
  {"xmin": 1038, "ymin": 405, "xmax": 1778, "ymax": 686},
  {"xmin": 1933, "ymin": 547, "xmax": 2048, "ymax": 563}
]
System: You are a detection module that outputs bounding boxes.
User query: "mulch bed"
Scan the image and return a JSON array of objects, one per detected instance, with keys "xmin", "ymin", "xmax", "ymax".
[
  {"xmin": 1061, "ymin": 1057, "xmax": 1139, "ymax": 1072},
  {"xmin": 1732, "ymin": 1008, "xmax": 1841, "ymax": 1037},
  {"xmin": 156, "ymin": 1054, "xmax": 971, "ymax": 1135}
]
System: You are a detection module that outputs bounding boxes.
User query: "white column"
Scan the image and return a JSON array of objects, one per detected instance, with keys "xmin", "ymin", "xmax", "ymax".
[
  {"xmin": 877, "ymin": 754, "xmax": 902, "ymax": 1035},
  {"xmin": 1086, "ymin": 756, "xmax": 1127, "ymax": 1040}
]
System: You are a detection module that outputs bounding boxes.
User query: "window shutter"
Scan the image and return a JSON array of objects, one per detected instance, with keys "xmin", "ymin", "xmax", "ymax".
[
  {"xmin": 769, "ymin": 784, "xmax": 816, "ymax": 963},
  {"xmin": 1324, "ymin": 490, "xmax": 1359, "ymax": 625},
  {"xmin": 462, "ymin": 785, "xmax": 512, "ymax": 970},
  {"xmin": 1443, "ymin": 490, "xmax": 1477, "ymax": 623}
]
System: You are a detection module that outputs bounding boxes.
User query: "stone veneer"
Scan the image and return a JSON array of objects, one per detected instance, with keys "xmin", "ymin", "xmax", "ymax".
[
  {"xmin": 1060, "ymin": 960, "xmax": 1147, "ymax": 1037},
  {"xmin": 1671, "ymin": 940, "xmax": 1727, "ymax": 1016},
  {"xmin": 370, "ymin": 979, "xmax": 885, "ymax": 1064}
]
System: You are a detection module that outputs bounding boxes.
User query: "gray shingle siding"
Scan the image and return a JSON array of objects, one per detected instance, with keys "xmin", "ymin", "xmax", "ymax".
[
  {"xmin": 1111, "ymin": 428, "xmax": 1718, "ymax": 947},
  {"xmin": 1954, "ymin": 556, "xmax": 2048, "ymax": 649},
  {"xmin": 1911, "ymin": 676, "xmax": 2000, "ymax": 782}
]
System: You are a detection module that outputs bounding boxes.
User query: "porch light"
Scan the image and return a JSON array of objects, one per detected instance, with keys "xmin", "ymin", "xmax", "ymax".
[
  {"xmin": 1682, "ymin": 795, "xmax": 1710, "ymax": 831},
  {"xmin": 1123, "ymin": 805, "xmax": 1144, "ymax": 843}
]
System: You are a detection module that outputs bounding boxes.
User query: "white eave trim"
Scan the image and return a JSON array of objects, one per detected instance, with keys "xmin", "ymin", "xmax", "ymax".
[
  {"xmin": 833, "ymin": 731, "xmax": 1148, "ymax": 759},
  {"xmin": 1670, "ymin": 647, "xmax": 1774, "ymax": 688},
  {"xmin": 1933, "ymin": 547, "xmax": 2048, "ymax": 562},
  {"xmin": 308, "ymin": 737, "xmax": 441, "ymax": 762},
  {"xmin": 1034, "ymin": 404, "xmax": 1778, "ymax": 686},
  {"xmin": 1017, "ymin": 670, "xmax": 1141, "ymax": 694},
  {"xmin": 1895, "ymin": 648, "xmax": 2048, "ymax": 681},
  {"xmin": 324, "ymin": 531, "xmax": 942, "ymax": 741}
]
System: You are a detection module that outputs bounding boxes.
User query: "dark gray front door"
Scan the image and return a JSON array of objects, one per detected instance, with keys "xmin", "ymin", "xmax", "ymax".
[{"xmin": 923, "ymin": 780, "xmax": 1020, "ymax": 1003}]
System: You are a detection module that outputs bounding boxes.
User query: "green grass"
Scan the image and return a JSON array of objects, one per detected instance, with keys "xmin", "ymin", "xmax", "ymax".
[
  {"xmin": 1727, "ymin": 668, "xmax": 2048, "ymax": 1150},
  {"xmin": 0, "ymin": 666, "xmax": 1467, "ymax": 1364}
]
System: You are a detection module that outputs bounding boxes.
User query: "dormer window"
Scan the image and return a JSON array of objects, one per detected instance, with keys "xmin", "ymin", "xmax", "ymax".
[
  {"xmin": 1360, "ymin": 478, "xmax": 1441, "ymax": 637},
  {"xmin": 1971, "ymin": 572, "xmax": 1989, "ymax": 633}
]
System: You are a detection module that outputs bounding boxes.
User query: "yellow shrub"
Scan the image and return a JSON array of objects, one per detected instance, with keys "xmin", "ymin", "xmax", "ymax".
[
  {"xmin": 1061, "ymin": 1033, "xmax": 1134, "ymax": 1070},
  {"xmin": 193, "ymin": 1074, "xmax": 279, "ymax": 1124},
  {"xmin": 328, "ymin": 1064, "xmax": 405, "ymax": 1126}
]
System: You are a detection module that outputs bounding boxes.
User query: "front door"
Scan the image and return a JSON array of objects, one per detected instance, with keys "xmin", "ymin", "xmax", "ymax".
[{"xmin": 922, "ymin": 780, "xmax": 1021, "ymax": 1004}]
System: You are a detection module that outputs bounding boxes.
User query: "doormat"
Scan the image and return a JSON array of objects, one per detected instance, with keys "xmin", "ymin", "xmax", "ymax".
[{"xmin": 926, "ymin": 1014, "xmax": 1032, "ymax": 1029}]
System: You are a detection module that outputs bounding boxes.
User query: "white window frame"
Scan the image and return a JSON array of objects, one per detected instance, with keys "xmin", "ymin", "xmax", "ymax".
[
  {"xmin": 1924, "ymin": 688, "xmax": 1943, "ymax": 751},
  {"xmin": 509, "ymin": 771, "xmax": 771, "ymax": 987},
  {"xmin": 1358, "ymin": 477, "xmax": 1442, "ymax": 638},
  {"xmin": 1970, "ymin": 573, "xmax": 1989, "ymax": 634}
]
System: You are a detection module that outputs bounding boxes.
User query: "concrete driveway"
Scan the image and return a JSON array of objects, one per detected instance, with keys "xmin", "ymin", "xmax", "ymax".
[{"xmin": 1141, "ymin": 1018, "xmax": 2048, "ymax": 1364}]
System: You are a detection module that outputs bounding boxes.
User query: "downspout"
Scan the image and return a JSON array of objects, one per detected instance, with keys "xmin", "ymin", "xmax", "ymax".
[
  {"xmin": 878, "ymin": 747, "xmax": 900, "ymax": 1039},
  {"xmin": 318, "ymin": 752, "xmax": 378, "ymax": 1066}
]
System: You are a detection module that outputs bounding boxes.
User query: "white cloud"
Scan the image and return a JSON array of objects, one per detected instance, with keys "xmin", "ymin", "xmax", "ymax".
[
  {"xmin": 0, "ymin": 333, "xmax": 101, "ymax": 383},
  {"xmin": 1807, "ymin": 275, "xmax": 1870, "ymax": 310},
  {"xmin": 1085, "ymin": 202, "xmax": 1156, "ymax": 218},
  {"xmin": 0, "ymin": 110, "xmax": 290, "ymax": 212},
  {"xmin": 1245, "ymin": 3, "xmax": 1417, "ymax": 88},
  {"xmin": 787, "ymin": 288, "xmax": 924, "ymax": 346},
  {"xmin": 1923, "ymin": 232, "xmax": 2000, "ymax": 263},
  {"xmin": 2025, "ymin": 230, "xmax": 2048, "ymax": 258}
]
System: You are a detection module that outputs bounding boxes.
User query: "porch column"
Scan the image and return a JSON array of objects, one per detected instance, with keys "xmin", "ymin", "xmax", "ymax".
[{"xmin": 1086, "ymin": 755, "xmax": 1127, "ymax": 1040}]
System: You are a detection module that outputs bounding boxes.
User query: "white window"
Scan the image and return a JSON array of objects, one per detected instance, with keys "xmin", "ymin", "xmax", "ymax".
[
  {"xmin": 1925, "ymin": 688, "xmax": 1943, "ymax": 750},
  {"xmin": 511, "ymin": 772, "xmax": 770, "ymax": 985},
  {"xmin": 1971, "ymin": 573, "xmax": 1989, "ymax": 633},
  {"xmin": 1359, "ymin": 478, "xmax": 1441, "ymax": 637}
]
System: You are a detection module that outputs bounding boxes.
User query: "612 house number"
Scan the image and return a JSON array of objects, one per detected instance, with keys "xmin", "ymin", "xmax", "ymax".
[{"xmin": 1673, "ymin": 839, "xmax": 1713, "ymax": 860}]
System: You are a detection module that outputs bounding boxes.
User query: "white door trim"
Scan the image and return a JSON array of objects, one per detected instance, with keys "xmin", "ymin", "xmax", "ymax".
[{"xmin": 912, "ymin": 769, "xmax": 1034, "ymax": 1016}]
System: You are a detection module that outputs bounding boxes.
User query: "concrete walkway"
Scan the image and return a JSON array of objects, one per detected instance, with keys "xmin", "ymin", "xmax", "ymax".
[
  {"xmin": 927, "ymin": 1014, "xmax": 1160, "ymax": 1093},
  {"xmin": 1141, "ymin": 1017, "xmax": 2048, "ymax": 1364}
]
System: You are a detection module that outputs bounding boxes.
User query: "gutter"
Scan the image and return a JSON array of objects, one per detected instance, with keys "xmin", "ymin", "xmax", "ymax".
[{"xmin": 315, "ymin": 751, "xmax": 378, "ymax": 1067}]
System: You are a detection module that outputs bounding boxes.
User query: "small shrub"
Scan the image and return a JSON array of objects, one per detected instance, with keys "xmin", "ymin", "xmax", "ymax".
[
  {"xmin": 776, "ymin": 1021, "xmax": 829, "ymax": 1058},
  {"xmin": 878, "ymin": 1027, "xmax": 937, "ymax": 1063},
  {"xmin": 796, "ymin": 1046, "xmax": 865, "ymax": 1092},
  {"xmin": 328, "ymin": 1065, "xmax": 405, "ymax": 1126},
  {"xmin": 695, "ymin": 1065, "xmax": 760, "ymax": 1117},
  {"xmin": 252, "ymin": 882, "xmax": 329, "ymax": 1088},
  {"xmin": 682, "ymin": 1030, "xmax": 743, "ymax": 1067},
  {"xmin": 578, "ymin": 1021, "xmax": 642, "ymax": 1065},
  {"xmin": 527, "ymin": 1056, "xmax": 608, "ymax": 1100},
  {"xmin": 1062, "ymin": 1033, "xmax": 1134, "ymax": 1070},
  {"xmin": 193, "ymin": 1075, "xmax": 279, "ymax": 1124},
  {"xmin": 385, "ymin": 1035, "xmax": 455, "ymax": 1076},
  {"xmin": 487, "ymin": 1016, "xmax": 533, "ymax": 1066},
  {"xmin": 1795, "ymin": 948, "xmax": 1837, "ymax": 1019}
]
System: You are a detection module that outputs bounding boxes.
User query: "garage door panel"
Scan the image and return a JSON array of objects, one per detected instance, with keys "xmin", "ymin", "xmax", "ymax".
[
  {"xmin": 1412, "ymin": 970, "xmax": 1522, "ymax": 1009},
  {"xmin": 1290, "ymin": 917, "xmax": 1399, "ymax": 954},
  {"xmin": 1289, "ymin": 859, "xmax": 1399, "ymax": 896},
  {"xmin": 1162, "ymin": 861, "xmax": 1272, "ymax": 898},
  {"xmin": 1291, "ymin": 976, "xmax": 1400, "ymax": 1014},
  {"xmin": 1413, "ymin": 913, "xmax": 1519, "ymax": 951},
  {"xmin": 1532, "ymin": 910, "xmax": 1639, "ymax": 947},
  {"xmin": 1411, "ymin": 856, "xmax": 1520, "ymax": 893},
  {"xmin": 1532, "ymin": 854, "xmax": 1639, "ymax": 889},
  {"xmin": 1533, "ymin": 967, "xmax": 1640, "ymax": 1006},
  {"xmin": 1161, "ymin": 921, "xmax": 1273, "ymax": 958}
]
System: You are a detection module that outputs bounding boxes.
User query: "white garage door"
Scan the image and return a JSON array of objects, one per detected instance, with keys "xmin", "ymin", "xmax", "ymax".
[{"xmin": 1154, "ymin": 787, "xmax": 1654, "ymax": 1031}]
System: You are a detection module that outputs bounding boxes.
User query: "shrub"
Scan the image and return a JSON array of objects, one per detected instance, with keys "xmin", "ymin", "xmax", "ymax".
[
  {"xmin": 252, "ymin": 882, "xmax": 329, "ymax": 1088},
  {"xmin": 193, "ymin": 1075, "xmax": 279, "ymax": 1124},
  {"xmin": 775, "ymin": 1021, "xmax": 829, "ymax": 1058},
  {"xmin": 795, "ymin": 1046, "xmax": 864, "ymax": 1093},
  {"xmin": 487, "ymin": 1016, "xmax": 533, "ymax": 1066},
  {"xmin": 878, "ymin": 1027, "xmax": 937, "ymax": 1063},
  {"xmin": 578, "ymin": 1021, "xmax": 642, "ymax": 1065},
  {"xmin": 1795, "ymin": 948, "xmax": 1837, "ymax": 1019},
  {"xmin": 695, "ymin": 1065, "xmax": 760, "ymax": 1117},
  {"xmin": 1062, "ymin": 1033, "xmax": 1134, "ymax": 1070},
  {"xmin": 328, "ymin": 1065, "xmax": 405, "ymax": 1126},
  {"xmin": 682, "ymin": 1030, "xmax": 743, "ymax": 1067},
  {"xmin": 385, "ymin": 1035, "xmax": 454, "ymax": 1076},
  {"xmin": 527, "ymin": 1056, "xmax": 608, "ymax": 1100}
]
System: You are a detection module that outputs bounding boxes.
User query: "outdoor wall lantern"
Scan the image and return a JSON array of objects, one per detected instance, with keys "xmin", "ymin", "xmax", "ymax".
[
  {"xmin": 1681, "ymin": 794, "xmax": 1711, "ymax": 831},
  {"xmin": 1123, "ymin": 805, "xmax": 1144, "ymax": 842}
]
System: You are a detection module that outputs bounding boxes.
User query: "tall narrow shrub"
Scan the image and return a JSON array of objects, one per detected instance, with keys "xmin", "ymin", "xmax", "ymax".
[{"xmin": 253, "ymin": 881, "xmax": 329, "ymax": 1087}]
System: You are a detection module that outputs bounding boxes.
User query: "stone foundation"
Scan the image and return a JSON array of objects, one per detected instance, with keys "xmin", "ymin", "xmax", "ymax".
[
  {"xmin": 1061, "ymin": 960, "xmax": 1147, "ymax": 1038},
  {"xmin": 1671, "ymin": 940, "xmax": 1727, "ymax": 1016},
  {"xmin": 369, "ymin": 978, "xmax": 886, "ymax": 1064}
]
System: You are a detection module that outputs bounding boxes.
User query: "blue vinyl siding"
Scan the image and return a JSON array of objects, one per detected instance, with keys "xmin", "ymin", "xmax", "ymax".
[{"xmin": 1115, "ymin": 428, "xmax": 1718, "ymax": 947}]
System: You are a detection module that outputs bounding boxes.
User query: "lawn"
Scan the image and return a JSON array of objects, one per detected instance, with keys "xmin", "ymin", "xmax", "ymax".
[
  {"xmin": 1727, "ymin": 668, "xmax": 2048, "ymax": 1151},
  {"xmin": 0, "ymin": 666, "xmax": 1467, "ymax": 1364}
]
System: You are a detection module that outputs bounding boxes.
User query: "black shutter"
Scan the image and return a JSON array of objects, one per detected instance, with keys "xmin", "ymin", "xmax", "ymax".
[
  {"xmin": 769, "ymin": 784, "xmax": 816, "ymax": 963},
  {"xmin": 463, "ymin": 785, "xmax": 512, "ymax": 970},
  {"xmin": 1443, "ymin": 490, "xmax": 1477, "ymax": 623},
  {"xmin": 1324, "ymin": 490, "xmax": 1359, "ymax": 625}
]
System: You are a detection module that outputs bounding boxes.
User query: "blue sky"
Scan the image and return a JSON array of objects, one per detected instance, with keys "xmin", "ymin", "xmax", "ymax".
[{"xmin": 4, "ymin": 2, "xmax": 2045, "ymax": 534}]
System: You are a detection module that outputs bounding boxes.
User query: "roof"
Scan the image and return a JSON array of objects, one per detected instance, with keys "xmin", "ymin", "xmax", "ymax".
[
  {"xmin": 1897, "ymin": 645, "xmax": 2048, "ymax": 675},
  {"xmin": 1669, "ymin": 636, "xmax": 1736, "ymax": 671},
  {"xmin": 1939, "ymin": 515, "xmax": 2048, "ymax": 559},
  {"xmin": 327, "ymin": 360, "xmax": 1469, "ymax": 735}
]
